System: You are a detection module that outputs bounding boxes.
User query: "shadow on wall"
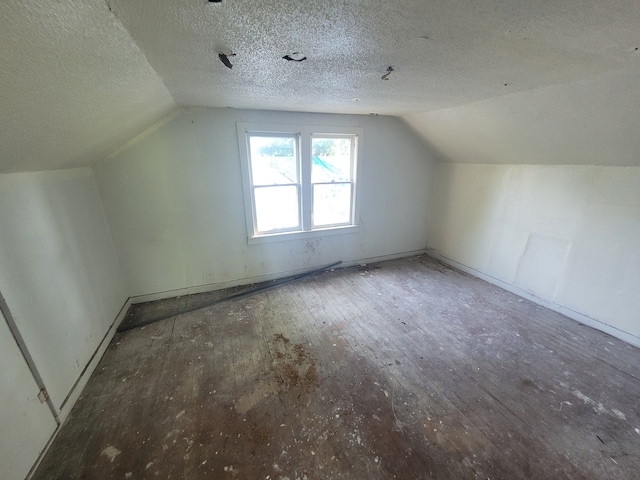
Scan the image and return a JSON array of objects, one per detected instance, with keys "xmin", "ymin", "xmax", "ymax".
[
  {"xmin": 0, "ymin": 171, "xmax": 125, "ymax": 412},
  {"xmin": 429, "ymin": 163, "xmax": 508, "ymax": 271}
]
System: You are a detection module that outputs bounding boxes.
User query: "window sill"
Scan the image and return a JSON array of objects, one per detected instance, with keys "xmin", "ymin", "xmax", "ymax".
[{"xmin": 248, "ymin": 225, "xmax": 359, "ymax": 245}]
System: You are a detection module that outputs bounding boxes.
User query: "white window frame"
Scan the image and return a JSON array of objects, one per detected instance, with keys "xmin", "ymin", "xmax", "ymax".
[{"xmin": 238, "ymin": 122, "xmax": 362, "ymax": 244}]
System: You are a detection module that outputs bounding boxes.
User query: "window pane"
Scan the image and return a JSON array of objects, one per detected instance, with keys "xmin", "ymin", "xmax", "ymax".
[
  {"xmin": 311, "ymin": 138, "xmax": 352, "ymax": 183},
  {"xmin": 254, "ymin": 185, "xmax": 299, "ymax": 232},
  {"xmin": 249, "ymin": 136, "xmax": 297, "ymax": 185},
  {"xmin": 313, "ymin": 183, "xmax": 352, "ymax": 227}
]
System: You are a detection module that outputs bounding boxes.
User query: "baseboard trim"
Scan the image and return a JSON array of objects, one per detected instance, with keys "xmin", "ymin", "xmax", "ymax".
[
  {"xmin": 27, "ymin": 296, "xmax": 131, "ymax": 479},
  {"xmin": 426, "ymin": 250, "xmax": 640, "ymax": 349},
  {"xmin": 25, "ymin": 422, "xmax": 62, "ymax": 480},
  {"xmin": 57, "ymin": 296, "xmax": 132, "ymax": 420},
  {"xmin": 130, "ymin": 249, "xmax": 427, "ymax": 304}
]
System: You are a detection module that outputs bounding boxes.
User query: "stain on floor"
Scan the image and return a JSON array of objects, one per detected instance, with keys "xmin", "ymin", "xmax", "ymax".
[{"xmin": 32, "ymin": 256, "xmax": 640, "ymax": 479}]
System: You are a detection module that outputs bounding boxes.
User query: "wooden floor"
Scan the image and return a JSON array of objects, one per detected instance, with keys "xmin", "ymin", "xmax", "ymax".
[{"xmin": 33, "ymin": 255, "xmax": 640, "ymax": 479}]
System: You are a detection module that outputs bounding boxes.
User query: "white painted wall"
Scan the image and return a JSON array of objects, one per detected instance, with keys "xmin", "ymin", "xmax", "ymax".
[
  {"xmin": 0, "ymin": 308, "xmax": 57, "ymax": 480},
  {"xmin": 429, "ymin": 163, "xmax": 640, "ymax": 341},
  {"xmin": 0, "ymin": 169, "xmax": 128, "ymax": 415},
  {"xmin": 93, "ymin": 108, "xmax": 436, "ymax": 298}
]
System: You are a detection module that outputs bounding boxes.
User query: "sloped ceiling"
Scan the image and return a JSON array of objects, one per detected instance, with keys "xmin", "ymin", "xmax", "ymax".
[
  {"xmin": 2, "ymin": 0, "xmax": 640, "ymax": 172},
  {"xmin": 0, "ymin": 0, "xmax": 175, "ymax": 173},
  {"xmin": 404, "ymin": 65, "xmax": 640, "ymax": 166}
]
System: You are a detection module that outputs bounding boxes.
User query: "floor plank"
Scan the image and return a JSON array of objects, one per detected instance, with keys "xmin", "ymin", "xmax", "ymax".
[{"xmin": 33, "ymin": 255, "xmax": 640, "ymax": 479}]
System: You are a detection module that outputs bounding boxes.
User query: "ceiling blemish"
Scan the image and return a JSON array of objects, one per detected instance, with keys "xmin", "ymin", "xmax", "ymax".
[
  {"xmin": 5, "ymin": 0, "xmax": 640, "ymax": 173},
  {"xmin": 101, "ymin": 0, "xmax": 640, "ymax": 116},
  {"xmin": 381, "ymin": 66, "xmax": 394, "ymax": 81},
  {"xmin": 218, "ymin": 52, "xmax": 235, "ymax": 69},
  {"xmin": 283, "ymin": 52, "xmax": 307, "ymax": 62}
]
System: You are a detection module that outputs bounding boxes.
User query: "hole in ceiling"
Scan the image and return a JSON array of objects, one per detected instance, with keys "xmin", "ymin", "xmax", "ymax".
[
  {"xmin": 283, "ymin": 52, "xmax": 307, "ymax": 62},
  {"xmin": 208, "ymin": 0, "xmax": 223, "ymax": 3},
  {"xmin": 381, "ymin": 67, "xmax": 394, "ymax": 81},
  {"xmin": 218, "ymin": 52, "xmax": 236, "ymax": 69}
]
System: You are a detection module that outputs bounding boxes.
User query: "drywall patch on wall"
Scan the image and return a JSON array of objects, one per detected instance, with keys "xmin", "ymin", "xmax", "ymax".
[
  {"xmin": 428, "ymin": 250, "xmax": 640, "ymax": 349},
  {"xmin": 429, "ymin": 163, "xmax": 640, "ymax": 342},
  {"xmin": 484, "ymin": 164, "xmax": 591, "ymax": 284},
  {"xmin": 515, "ymin": 234, "xmax": 572, "ymax": 301}
]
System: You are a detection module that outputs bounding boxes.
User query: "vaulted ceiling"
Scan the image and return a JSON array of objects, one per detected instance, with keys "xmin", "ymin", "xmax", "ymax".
[{"xmin": 2, "ymin": 0, "xmax": 640, "ymax": 173}]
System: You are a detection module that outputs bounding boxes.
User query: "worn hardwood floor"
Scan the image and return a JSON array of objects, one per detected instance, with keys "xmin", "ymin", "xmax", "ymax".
[{"xmin": 33, "ymin": 255, "xmax": 640, "ymax": 479}]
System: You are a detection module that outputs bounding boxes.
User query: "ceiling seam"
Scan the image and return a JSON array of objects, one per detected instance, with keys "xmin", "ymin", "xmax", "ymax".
[
  {"xmin": 100, "ymin": 0, "xmax": 178, "ymax": 107},
  {"xmin": 406, "ymin": 63, "xmax": 640, "ymax": 119}
]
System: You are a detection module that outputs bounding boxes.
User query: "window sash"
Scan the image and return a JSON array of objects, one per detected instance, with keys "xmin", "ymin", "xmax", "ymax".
[
  {"xmin": 248, "ymin": 134, "xmax": 299, "ymax": 187},
  {"xmin": 247, "ymin": 133, "xmax": 302, "ymax": 235},
  {"xmin": 252, "ymin": 184, "xmax": 301, "ymax": 234},
  {"xmin": 311, "ymin": 135, "xmax": 356, "ymax": 183},
  {"xmin": 310, "ymin": 135, "xmax": 356, "ymax": 228},
  {"xmin": 311, "ymin": 181, "xmax": 354, "ymax": 228}
]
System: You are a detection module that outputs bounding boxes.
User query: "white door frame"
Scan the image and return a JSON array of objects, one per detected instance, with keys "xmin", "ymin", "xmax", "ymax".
[{"xmin": 0, "ymin": 290, "xmax": 59, "ymax": 424}]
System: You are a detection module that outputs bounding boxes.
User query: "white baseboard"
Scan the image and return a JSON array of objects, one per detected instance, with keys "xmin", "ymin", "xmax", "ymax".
[
  {"xmin": 130, "ymin": 249, "xmax": 427, "ymax": 304},
  {"xmin": 341, "ymin": 249, "xmax": 427, "ymax": 268},
  {"xmin": 27, "ymin": 296, "xmax": 131, "ymax": 479},
  {"xmin": 426, "ymin": 250, "xmax": 640, "ymax": 349},
  {"xmin": 57, "ymin": 297, "xmax": 131, "ymax": 422}
]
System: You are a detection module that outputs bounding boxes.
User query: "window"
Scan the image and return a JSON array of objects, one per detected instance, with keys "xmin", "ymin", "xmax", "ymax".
[
  {"xmin": 238, "ymin": 123, "xmax": 361, "ymax": 243},
  {"xmin": 248, "ymin": 135, "xmax": 300, "ymax": 233}
]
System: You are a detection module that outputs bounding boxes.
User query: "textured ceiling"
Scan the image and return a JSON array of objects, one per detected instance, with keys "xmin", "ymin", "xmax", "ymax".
[
  {"xmin": 107, "ymin": 0, "xmax": 640, "ymax": 115},
  {"xmin": 0, "ymin": 0, "xmax": 175, "ymax": 173},
  {"xmin": 2, "ymin": 0, "xmax": 640, "ymax": 172}
]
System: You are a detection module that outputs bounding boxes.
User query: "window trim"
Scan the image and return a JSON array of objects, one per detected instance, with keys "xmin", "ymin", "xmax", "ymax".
[{"xmin": 237, "ymin": 122, "xmax": 362, "ymax": 244}]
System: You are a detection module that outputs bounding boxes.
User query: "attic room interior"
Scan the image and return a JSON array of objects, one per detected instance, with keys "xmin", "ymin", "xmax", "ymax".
[{"xmin": 1, "ymin": 0, "xmax": 640, "ymax": 478}]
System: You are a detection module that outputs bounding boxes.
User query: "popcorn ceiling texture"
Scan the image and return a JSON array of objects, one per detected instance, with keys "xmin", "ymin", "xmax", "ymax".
[
  {"xmin": 109, "ymin": 0, "xmax": 638, "ymax": 114},
  {"xmin": 0, "ymin": 0, "xmax": 175, "ymax": 173},
  {"xmin": 2, "ymin": 0, "xmax": 640, "ymax": 172}
]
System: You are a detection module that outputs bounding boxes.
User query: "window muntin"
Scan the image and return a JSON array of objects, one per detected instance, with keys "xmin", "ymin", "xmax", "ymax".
[{"xmin": 239, "ymin": 123, "xmax": 360, "ymax": 241}]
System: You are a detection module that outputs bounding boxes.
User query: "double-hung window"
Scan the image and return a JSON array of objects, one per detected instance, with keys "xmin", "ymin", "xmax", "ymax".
[{"xmin": 238, "ymin": 123, "xmax": 361, "ymax": 243}]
